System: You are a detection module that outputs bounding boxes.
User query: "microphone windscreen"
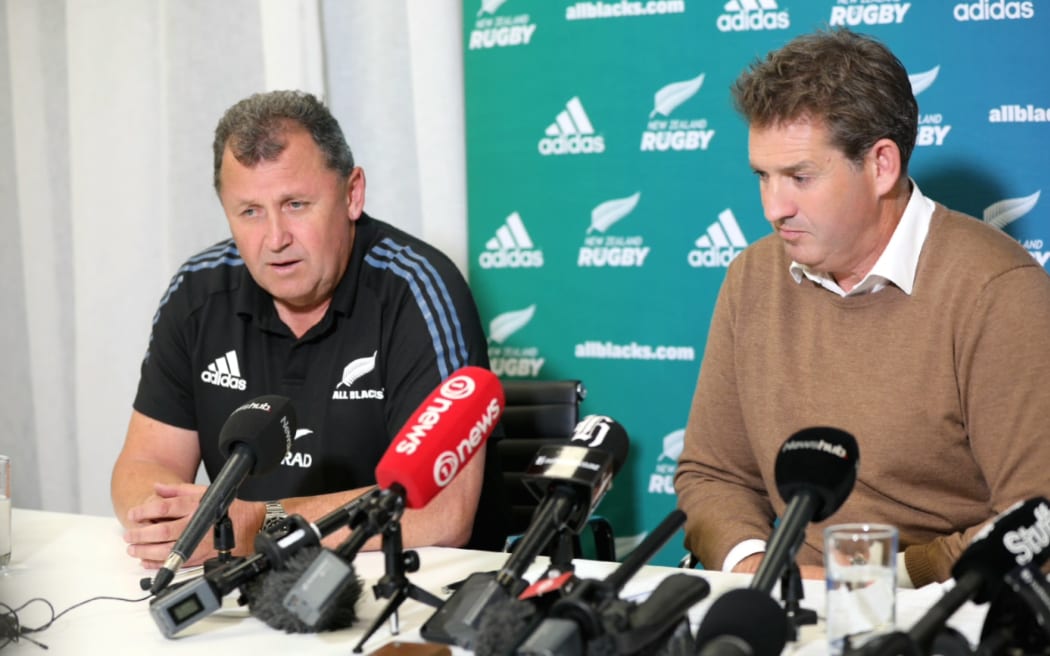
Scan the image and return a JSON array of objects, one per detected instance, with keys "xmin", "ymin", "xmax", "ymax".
[
  {"xmin": 569, "ymin": 415, "xmax": 630, "ymax": 475},
  {"xmin": 376, "ymin": 366, "xmax": 504, "ymax": 508},
  {"xmin": 952, "ymin": 496, "xmax": 1050, "ymax": 602},
  {"xmin": 694, "ymin": 588, "xmax": 788, "ymax": 656},
  {"xmin": 217, "ymin": 395, "xmax": 296, "ymax": 476},
  {"xmin": 774, "ymin": 426, "xmax": 858, "ymax": 521},
  {"xmin": 474, "ymin": 596, "xmax": 538, "ymax": 656},
  {"xmin": 246, "ymin": 546, "xmax": 362, "ymax": 633}
]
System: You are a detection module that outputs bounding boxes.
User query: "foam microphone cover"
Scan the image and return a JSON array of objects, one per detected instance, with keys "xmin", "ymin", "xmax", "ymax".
[
  {"xmin": 376, "ymin": 366, "xmax": 504, "ymax": 509},
  {"xmin": 774, "ymin": 426, "xmax": 858, "ymax": 521},
  {"xmin": 952, "ymin": 496, "xmax": 1050, "ymax": 604},
  {"xmin": 694, "ymin": 588, "xmax": 788, "ymax": 656},
  {"xmin": 473, "ymin": 596, "xmax": 540, "ymax": 656},
  {"xmin": 217, "ymin": 395, "xmax": 296, "ymax": 476},
  {"xmin": 245, "ymin": 546, "xmax": 363, "ymax": 633}
]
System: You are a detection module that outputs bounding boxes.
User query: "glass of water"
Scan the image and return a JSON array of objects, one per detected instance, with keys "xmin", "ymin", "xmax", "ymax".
[{"xmin": 824, "ymin": 523, "xmax": 898, "ymax": 656}]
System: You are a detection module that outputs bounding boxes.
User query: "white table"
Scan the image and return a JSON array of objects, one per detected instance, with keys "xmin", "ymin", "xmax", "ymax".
[{"xmin": 0, "ymin": 509, "xmax": 988, "ymax": 655}]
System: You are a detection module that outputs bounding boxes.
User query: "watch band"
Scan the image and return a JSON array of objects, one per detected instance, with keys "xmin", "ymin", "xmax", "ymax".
[{"xmin": 262, "ymin": 500, "xmax": 287, "ymax": 532}]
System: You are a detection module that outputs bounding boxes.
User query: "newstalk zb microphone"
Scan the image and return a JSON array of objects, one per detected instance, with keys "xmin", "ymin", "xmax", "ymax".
[{"xmin": 148, "ymin": 395, "xmax": 294, "ymax": 595}]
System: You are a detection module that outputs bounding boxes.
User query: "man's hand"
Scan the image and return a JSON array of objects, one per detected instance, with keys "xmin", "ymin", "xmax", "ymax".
[
  {"xmin": 122, "ymin": 481, "xmax": 263, "ymax": 569},
  {"xmin": 731, "ymin": 553, "xmax": 825, "ymax": 580}
]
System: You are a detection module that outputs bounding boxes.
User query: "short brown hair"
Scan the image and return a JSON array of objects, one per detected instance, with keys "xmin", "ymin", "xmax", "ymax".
[{"xmin": 731, "ymin": 28, "xmax": 918, "ymax": 172}]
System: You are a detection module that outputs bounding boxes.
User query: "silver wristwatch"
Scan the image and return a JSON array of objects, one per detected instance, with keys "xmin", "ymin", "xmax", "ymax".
[{"xmin": 262, "ymin": 500, "xmax": 287, "ymax": 533}]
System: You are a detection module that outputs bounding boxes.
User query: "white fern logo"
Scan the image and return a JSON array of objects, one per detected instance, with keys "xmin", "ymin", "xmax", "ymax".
[
  {"xmin": 338, "ymin": 351, "xmax": 378, "ymax": 389},
  {"xmin": 660, "ymin": 429, "xmax": 685, "ymax": 461},
  {"xmin": 589, "ymin": 192, "xmax": 641, "ymax": 234},
  {"xmin": 909, "ymin": 65, "xmax": 940, "ymax": 96},
  {"xmin": 478, "ymin": 0, "xmax": 508, "ymax": 16},
  {"xmin": 983, "ymin": 191, "xmax": 1041, "ymax": 230},
  {"xmin": 489, "ymin": 305, "xmax": 536, "ymax": 344},
  {"xmin": 650, "ymin": 74, "xmax": 705, "ymax": 118}
]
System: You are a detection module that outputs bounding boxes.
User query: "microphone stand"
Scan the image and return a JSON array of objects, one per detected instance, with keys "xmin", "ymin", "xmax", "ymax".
[
  {"xmin": 203, "ymin": 511, "xmax": 243, "ymax": 576},
  {"xmin": 352, "ymin": 510, "xmax": 443, "ymax": 653},
  {"xmin": 780, "ymin": 561, "xmax": 816, "ymax": 642}
]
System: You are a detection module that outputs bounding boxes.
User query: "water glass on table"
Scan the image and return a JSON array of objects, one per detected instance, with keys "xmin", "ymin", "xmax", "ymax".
[{"xmin": 824, "ymin": 523, "xmax": 898, "ymax": 656}]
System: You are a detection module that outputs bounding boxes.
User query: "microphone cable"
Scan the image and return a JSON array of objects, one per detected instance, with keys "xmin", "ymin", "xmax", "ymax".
[{"xmin": 1, "ymin": 592, "xmax": 151, "ymax": 650}]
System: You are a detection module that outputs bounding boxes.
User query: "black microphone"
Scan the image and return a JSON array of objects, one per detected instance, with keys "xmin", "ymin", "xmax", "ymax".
[
  {"xmin": 750, "ymin": 426, "xmax": 859, "ymax": 594},
  {"xmin": 421, "ymin": 415, "xmax": 629, "ymax": 650},
  {"xmin": 694, "ymin": 588, "xmax": 789, "ymax": 656},
  {"xmin": 906, "ymin": 496, "xmax": 1050, "ymax": 655},
  {"xmin": 477, "ymin": 509, "xmax": 691, "ymax": 656},
  {"xmin": 148, "ymin": 395, "xmax": 294, "ymax": 595},
  {"xmin": 976, "ymin": 563, "xmax": 1050, "ymax": 656},
  {"xmin": 148, "ymin": 489, "xmax": 376, "ymax": 637}
]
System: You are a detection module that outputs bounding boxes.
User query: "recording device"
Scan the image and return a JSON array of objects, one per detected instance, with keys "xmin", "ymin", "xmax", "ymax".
[
  {"xmin": 694, "ymin": 588, "xmax": 789, "ymax": 656},
  {"xmin": 420, "ymin": 415, "xmax": 629, "ymax": 649},
  {"xmin": 149, "ymin": 490, "xmax": 375, "ymax": 637},
  {"xmin": 148, "ymin": 395, "xmax": 295, "ymax": 595},
  {"xmin": 905, "ymin": 496, "xmax": 1050, "ymax": 655},
  {"xmin": 276, "ymin": 366, "xmax": 505, "ymax": 634},
  {"xmin": 750, "ymin": 426, "xmax": 859, "ymax": 594}
]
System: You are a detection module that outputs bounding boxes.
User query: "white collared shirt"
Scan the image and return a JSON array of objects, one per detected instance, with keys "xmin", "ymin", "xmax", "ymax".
[{"xmin": 787, "ymin": 180, "xmax": 935, "ymax": 297}]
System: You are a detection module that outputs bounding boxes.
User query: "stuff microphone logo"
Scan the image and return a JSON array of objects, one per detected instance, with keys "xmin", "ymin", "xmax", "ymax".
[
  {"xmin": 982, "ymin": 190, "xmax": 1049, "ymax": 268},
  {"xmin": 1004, "ymin": 501, "xmax": 1050, "ymax": 566},
  {"xmin": 641, "ymin": 74, "xmax": 716, "ymax": 152},
  {"xmin": 201, "ymin": 350, "xmax": 247, "ymax": 390},
  {"xmin": 829, "ymin": 1, "xmax": 911, "ymax": 26},
  {"xmin": 648, "ymin": 429, "xmax": 684, "ymax": 495},
  {"xmin": 332, "ymin": 351, "xmax": 384, "ymax": 400},
  {"xmin": 538, "ymin": 97, "xmax": 606, "ymax": 156},
  {"xmin": 487, "ymin": 305, "xmax": 545, "ymax": 377},
  {"xmin": 688, "ymin": 209, "xmax": 749, "ymax": 268},
  {"xmin": 479, "ymin": 212, "xmax": 544, "ymax": 269},
  {"xmin": 469, "ymin": 0, "xmax": 536, "ymax": 49},
  {"xmin": 954, "ymin": 0, "xmax": 1035, "ymax": 21},
  {"xmin": 909, "ymin": 65, "xmax": 952, "ymax": 147},
  {"xmin": 579, "ymin": 192, "xmax": 651, "ymax": 267},
  {"xmin": 717, "ymin": 0, "xmax": 790, "ymax": 32}
]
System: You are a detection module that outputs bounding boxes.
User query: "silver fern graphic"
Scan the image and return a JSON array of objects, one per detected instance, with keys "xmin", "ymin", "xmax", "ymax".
[
  {"xmin": 478, "ymin": 0, "xmax": 508, "ymax": 16},
  {"xmin": 661, "ymin": 429, "xmax": 685, "ymax": 461},
  {"xmin": 649, "ymin": 73, "xmax": 705, "ymax": 118},
  {"xmin": 489, "ymin": 305, "xmax": 536, "ymax": 344},
  {"xmin": 339, "ymin": 350, "xmax": 377, "ymax": 388},
  {"xmin": 908, "ymin": 65, "xmax": 940, "ymax": 96},
  {"xmin": 983, "ymin": 191, "xmax": 1041, "ymax": 230},
  {"xmin": 294, "ymin": 429, "xmax": 314, "ymax": 441},
  {"xmin": 589, "ymin": 192, "xmax": 641, "ymax": 234}
]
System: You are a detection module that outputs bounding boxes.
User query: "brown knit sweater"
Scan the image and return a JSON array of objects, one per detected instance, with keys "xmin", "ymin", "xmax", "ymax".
[{"xmin": 675, "ymin": 203, "xmax": 1050, "ymax": 587}]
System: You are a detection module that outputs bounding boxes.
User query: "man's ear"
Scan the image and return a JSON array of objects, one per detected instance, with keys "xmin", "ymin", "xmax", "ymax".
[
  {"xmin": 870, "ymin": 138, "xmax": 902, "ymax": 197},
  {"xmin": 347, "ymin": 167, "xmax": 366, "ymax": 221}
]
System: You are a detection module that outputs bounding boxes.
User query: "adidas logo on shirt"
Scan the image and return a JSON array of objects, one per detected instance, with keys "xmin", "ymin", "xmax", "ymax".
[
  {"xmin": 717, "ymin": 0, "xmax": 790, "ymax": 32},
  {"xmin": 688, "ymin": 209, "xmax": 749, "ymax": 268},
  {"xmin": 479, "ymin": 212, "xmax": 544, "ymax": 269},
  {"xmin": 538, "ymin": 97, "xmax": 606, "ymax": 156},
  {"xmin": 201, "ymin": 350, "xmax": 247, "ymax": 390}
]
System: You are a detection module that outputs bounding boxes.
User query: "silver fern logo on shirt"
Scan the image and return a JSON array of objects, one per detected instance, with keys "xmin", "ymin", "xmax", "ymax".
[{"xmin": 332, "ymin": 351, "xmax": 385, "ymax": 400}]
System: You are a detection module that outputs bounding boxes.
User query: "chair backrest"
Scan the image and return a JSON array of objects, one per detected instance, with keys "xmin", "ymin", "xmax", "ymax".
[{"xmin": 497, "ymin": 379, "xmax": 586, "ymax": 536}]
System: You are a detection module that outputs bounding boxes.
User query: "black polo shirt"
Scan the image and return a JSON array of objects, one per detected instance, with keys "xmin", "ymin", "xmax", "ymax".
[{"xmin": 134, "ymin": 213, "xmax": 507, "ymax": 550}]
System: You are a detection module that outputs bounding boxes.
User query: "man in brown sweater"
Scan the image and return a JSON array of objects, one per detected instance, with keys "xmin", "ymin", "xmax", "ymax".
[{"xmin": 674, "ymin": 28, "xmax": 1050, "ymax": 589}]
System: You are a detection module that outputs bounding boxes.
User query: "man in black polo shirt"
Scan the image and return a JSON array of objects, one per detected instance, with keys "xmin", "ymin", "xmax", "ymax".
[{"xmin": 112, "ymin": 91, "xmax": 506, "ymax": 568}]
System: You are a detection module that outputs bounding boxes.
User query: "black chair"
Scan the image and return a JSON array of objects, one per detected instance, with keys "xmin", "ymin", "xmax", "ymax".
[{"xmin": 497, "ymin": 379, "xmax": 617, "ymax": 561}]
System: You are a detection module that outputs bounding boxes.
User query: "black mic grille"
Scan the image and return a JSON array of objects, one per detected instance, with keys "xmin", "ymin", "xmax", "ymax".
[{"xmin": 774, "ymin": 426, "xmax": 858, "ymax": 522}]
